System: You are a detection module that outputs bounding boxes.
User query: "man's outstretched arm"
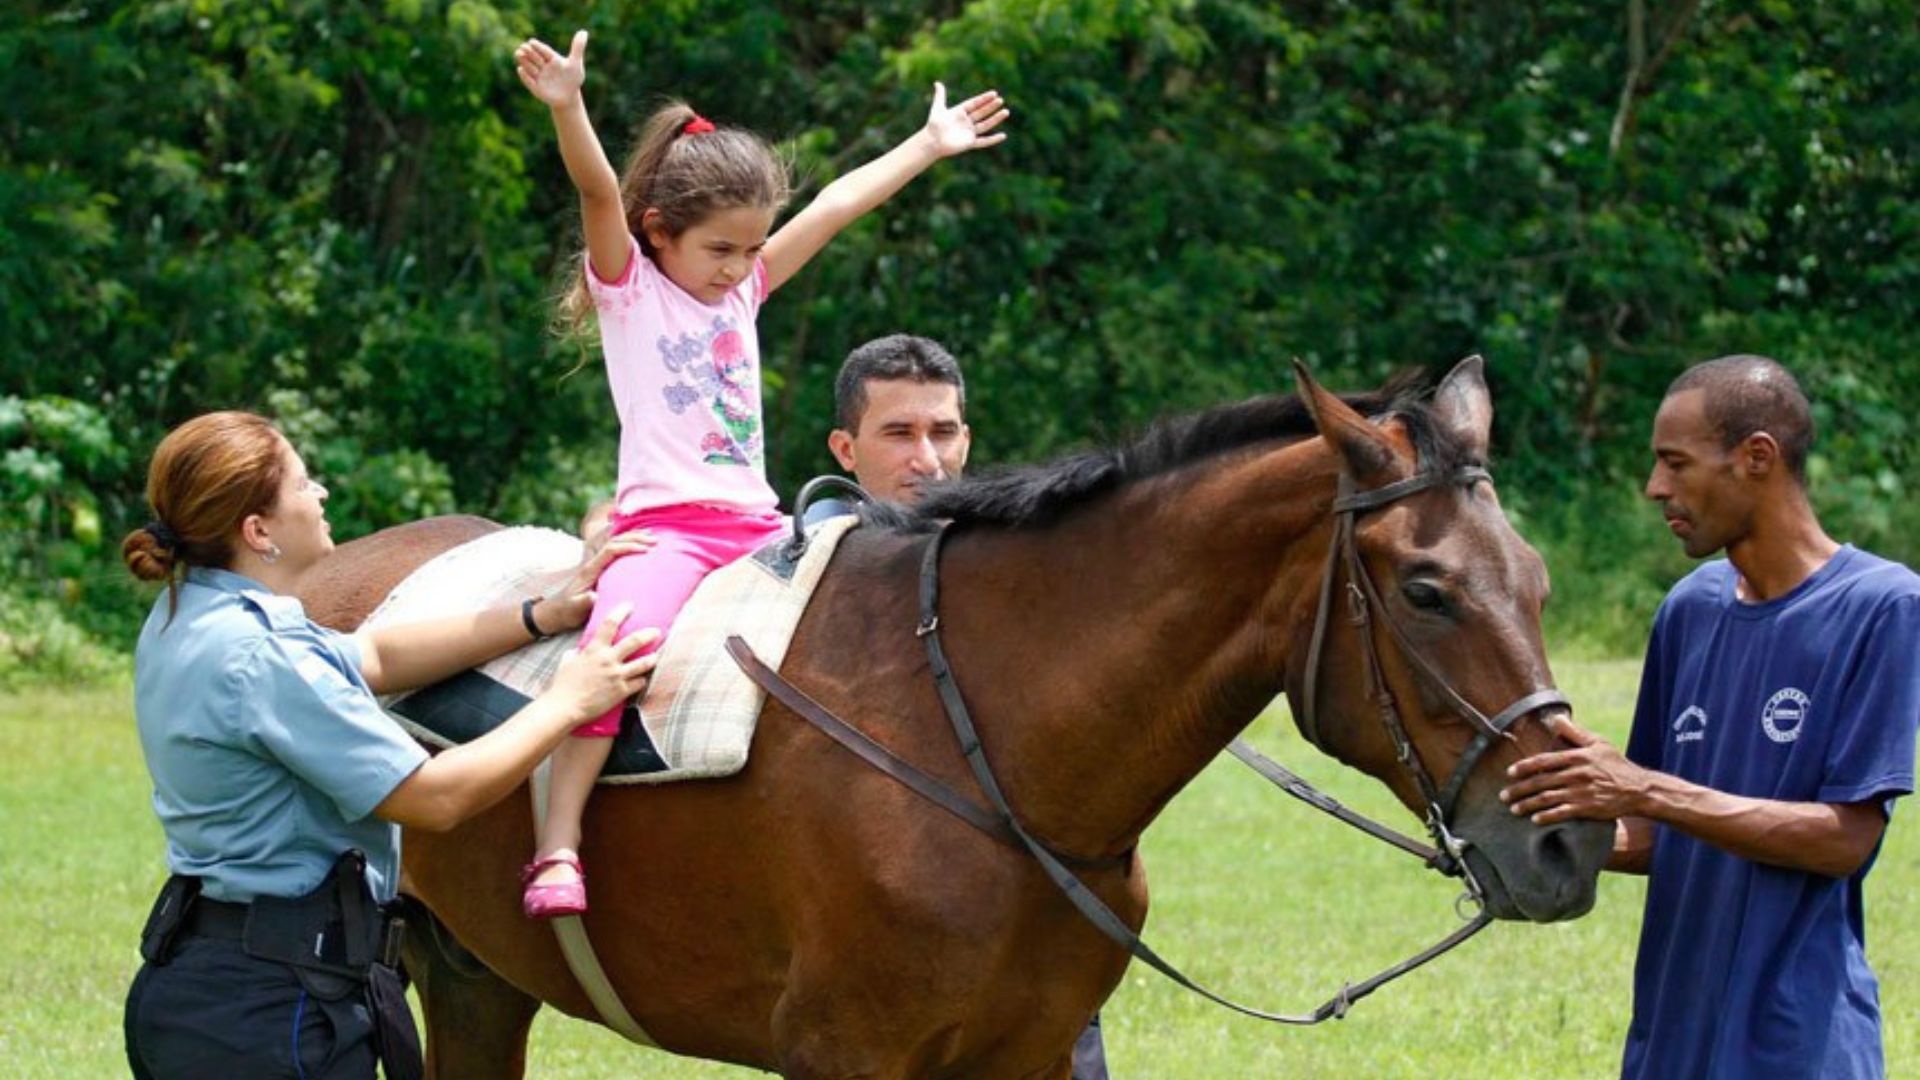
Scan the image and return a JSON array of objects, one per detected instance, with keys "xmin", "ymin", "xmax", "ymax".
[{"xmin": 1502, "ymin": 718, "xmax": 1886, "ymax": 879}]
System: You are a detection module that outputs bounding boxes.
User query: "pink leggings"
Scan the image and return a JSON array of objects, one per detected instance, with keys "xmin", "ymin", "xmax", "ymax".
[{"xmin": 572, "ymin": 503, "xmax": 786, "ymax": 737}]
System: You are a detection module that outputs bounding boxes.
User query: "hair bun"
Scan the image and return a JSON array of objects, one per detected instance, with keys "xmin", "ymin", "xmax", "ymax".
[{"xmin": 122, "ymin": 527, "xmax": 178, "ymax": 582}]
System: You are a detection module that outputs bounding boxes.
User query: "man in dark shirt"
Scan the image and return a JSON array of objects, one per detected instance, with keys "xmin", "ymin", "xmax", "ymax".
[{"xmin": 1503, "ymin": 355, "xmax": 1919, "ymax": 1079}]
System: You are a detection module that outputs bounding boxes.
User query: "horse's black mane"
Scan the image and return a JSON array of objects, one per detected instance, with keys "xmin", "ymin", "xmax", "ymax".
[{"xmin": 861, "ymin": 371, "xmax": 1473, "ymax": 532}]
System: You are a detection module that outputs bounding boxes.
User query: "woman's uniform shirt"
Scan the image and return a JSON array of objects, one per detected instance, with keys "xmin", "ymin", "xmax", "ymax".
[{"xmin": 134, "ymin": 567, "xmax": 427, "ymax": 903}]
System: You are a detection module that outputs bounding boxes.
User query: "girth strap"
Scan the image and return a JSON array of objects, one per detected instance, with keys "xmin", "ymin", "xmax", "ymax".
[{"xmin": 526, "ymin": 763, "xmax": 659, "ymax": 1047}]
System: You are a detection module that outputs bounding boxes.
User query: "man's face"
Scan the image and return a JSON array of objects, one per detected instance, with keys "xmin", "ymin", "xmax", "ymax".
[
  {"xmin": 1645, "ymin": 389, "xmax": 1756, "ymax": 558},
  {"xmin": 829, "ymin": 378, "xmax": 970, "ymax": 504}
]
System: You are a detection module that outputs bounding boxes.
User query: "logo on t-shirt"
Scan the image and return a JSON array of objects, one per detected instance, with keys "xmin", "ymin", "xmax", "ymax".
[
  {"xmin": 1760, "ymin": 687, "xmax": 1811, "ymax": 744},
  {"xmin": 654, "ymin": 316, "xmax": 762, "ymax": 468},
  {"xmin": 1672, "ymin": 705, "xmax": 1708, "ymax": 744}
]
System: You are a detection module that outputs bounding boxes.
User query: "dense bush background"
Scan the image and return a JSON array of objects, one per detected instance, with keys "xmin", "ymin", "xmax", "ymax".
[{"xmin": 4, "ymin": 0, "xmax": 1915, "ymax": 682}]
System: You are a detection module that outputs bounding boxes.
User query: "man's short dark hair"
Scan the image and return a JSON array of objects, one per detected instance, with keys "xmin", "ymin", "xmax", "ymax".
[
  {"xmin": 834, "ymin": 334, "xmax": 966, "ymax": 431},
  {"xmin": 1666, "ymin": 355, "xmax": 1815, "ymax": 480}
]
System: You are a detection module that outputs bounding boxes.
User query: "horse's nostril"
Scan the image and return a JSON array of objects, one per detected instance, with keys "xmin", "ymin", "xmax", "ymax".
[{"xmin": 1531, "ymin": 823, "xmax": 1577, "ymax": 878}]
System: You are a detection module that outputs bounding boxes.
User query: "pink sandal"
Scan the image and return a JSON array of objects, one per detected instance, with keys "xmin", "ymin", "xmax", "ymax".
[{"xmin": 521, "ymin": 852, "xmax": 587, "ymax": 919}]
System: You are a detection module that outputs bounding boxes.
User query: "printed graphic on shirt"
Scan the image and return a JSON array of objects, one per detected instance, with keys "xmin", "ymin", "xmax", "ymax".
[
  {"xmin": 655, "ymin": 315, "xmax": 763, "ymax": 468},
  {"xmin": 1672, "ymin": 705, "xmax": 1708, "ymax": 744},
  {"xmin": 1760, "ymin": 687, "xmax": 1811, "ymax": 744}
]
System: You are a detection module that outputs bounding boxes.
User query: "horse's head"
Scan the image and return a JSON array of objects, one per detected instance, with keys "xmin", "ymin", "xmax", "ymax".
[{"xmin": 1283, "ymin": 357, "xmax": 1610, "ymax": 923}]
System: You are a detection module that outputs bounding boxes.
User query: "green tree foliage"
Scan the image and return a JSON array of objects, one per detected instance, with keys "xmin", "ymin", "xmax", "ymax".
[{"xmin": 3, "ymin": 0, "xmax": 1915, "ymax": 666}]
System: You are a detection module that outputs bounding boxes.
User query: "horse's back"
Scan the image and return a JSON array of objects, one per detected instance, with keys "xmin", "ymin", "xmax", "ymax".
[{"xmin": 299, "ymin": 514, "xmax": 500, "ymax": 631}]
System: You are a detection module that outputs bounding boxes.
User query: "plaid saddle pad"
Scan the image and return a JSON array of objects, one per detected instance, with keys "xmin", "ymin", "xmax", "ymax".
[{"xmin": 367, "ymin": 516, "xmax": 857, "ymax": 783}]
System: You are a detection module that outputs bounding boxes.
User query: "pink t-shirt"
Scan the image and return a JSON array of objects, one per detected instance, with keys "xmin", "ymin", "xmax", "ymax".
[{"xmin": 586, "ymin": 236, "xmax": 779, "ymax": 516}]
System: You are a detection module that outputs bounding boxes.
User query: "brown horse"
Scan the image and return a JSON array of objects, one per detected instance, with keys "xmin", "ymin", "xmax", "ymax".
[{"xmin": 298, "ymin": 359, "xmax": 1611, "ymax": 1079}]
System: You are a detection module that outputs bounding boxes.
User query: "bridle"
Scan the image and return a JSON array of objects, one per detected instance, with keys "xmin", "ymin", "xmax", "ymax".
[
  {"xmin": 1288, "ymin": 465, "xmax": 1570, "ymax": 884},
  {"xmin": 727, "ymin": 461, "xmax": 1571, "ymax": 1025}
]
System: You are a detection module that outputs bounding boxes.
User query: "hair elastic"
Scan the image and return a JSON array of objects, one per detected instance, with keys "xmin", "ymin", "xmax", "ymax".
[
  {"xmin": 682, "ymin": 115, "xmax": 716, "ymax": 136},
  {"xmin": 143, "ymin": 520, "xmax": 181, "ymax": 551}
]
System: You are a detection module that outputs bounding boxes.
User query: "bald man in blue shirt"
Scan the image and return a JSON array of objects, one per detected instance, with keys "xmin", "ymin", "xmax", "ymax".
[{"xmin": 1503, "ymin": 356, "xmax": 1920, "ymax": 1080}]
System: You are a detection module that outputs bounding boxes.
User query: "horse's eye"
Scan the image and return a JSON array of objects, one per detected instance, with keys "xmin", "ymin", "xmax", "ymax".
[{"xmin": 1402, "ymin": 581, "xmax": 1449, "ymax": 614}]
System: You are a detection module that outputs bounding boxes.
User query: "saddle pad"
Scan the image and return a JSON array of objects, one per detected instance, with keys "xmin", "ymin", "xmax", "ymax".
[{"xmin": 368, "ymin": 516, "xmax": 857, "ymax": 783}]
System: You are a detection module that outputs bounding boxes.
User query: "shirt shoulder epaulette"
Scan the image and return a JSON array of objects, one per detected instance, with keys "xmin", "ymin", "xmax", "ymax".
[{"xmin": 232, "ymin": 585, "xmax": 312, "ymax": 633}]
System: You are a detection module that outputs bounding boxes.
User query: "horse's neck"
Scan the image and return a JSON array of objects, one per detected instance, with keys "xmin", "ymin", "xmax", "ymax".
[{"xmin": 941, "ymin": 446, "xmax": 1334, "ymax": 858}]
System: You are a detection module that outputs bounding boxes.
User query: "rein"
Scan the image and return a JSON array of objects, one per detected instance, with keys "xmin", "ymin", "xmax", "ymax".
[
  {"xmin": 728, "ymin": 463, "xmax": 1569, "ymax": 1024},
  {"xmin": 725, "ymin": 636, "xmax": 1128, "ymax": 873}
]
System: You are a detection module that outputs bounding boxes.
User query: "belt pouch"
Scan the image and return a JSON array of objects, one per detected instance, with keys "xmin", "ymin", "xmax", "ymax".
[
  {"xmin": 367, "ymin": 961, "xmax": 424, "ymax": 1080},
  {"xmin": 244, "ymin": 890, "xmax": 361, "ymax": 998},
  {"xmin": 242, "ymin": 851, "xmax": 372, "ymax": 995},
  {"xmin": 138, "ymin": 875, "xmax": 201, "ymax": 965}
]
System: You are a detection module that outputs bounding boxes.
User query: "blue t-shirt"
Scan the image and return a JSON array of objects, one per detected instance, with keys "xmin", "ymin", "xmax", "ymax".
[
  {"xmin": 134, "ymin": 567, "xmax": 428, "ymax": 902},
  {"xmin": 1622, "ymin": 545, "xmax": 1920, "ymax": 1080}
]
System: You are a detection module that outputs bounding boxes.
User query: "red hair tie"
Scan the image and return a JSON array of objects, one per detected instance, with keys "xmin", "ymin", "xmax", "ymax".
[{"xmin": 682, "ymin": 115, "xmax": 716, "ymax": 136}]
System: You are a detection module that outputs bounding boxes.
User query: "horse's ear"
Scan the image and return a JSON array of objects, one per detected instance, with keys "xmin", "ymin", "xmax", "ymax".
[
  {"xmin": 1292, "ymin": 359, "xmax": 1403, "ymax": 486},
  {"xmin": 1431, "ymin": 354, "xmax": 1492, "ymax": 460}
]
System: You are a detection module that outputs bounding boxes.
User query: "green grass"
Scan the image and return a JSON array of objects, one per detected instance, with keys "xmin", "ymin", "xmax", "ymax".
[{"xmin": 4, "ymin": 663, "xmax": 1916, "ymax": 1077}]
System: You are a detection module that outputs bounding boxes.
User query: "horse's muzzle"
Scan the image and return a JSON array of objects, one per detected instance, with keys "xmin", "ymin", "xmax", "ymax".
[{"xmin": 1455, "ymin": 804, "xmax": 1611, "ymax": 923}]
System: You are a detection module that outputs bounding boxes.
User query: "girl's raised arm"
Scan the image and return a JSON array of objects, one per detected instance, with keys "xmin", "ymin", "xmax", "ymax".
[
  {"xmin": 762, "ymin": 83, "xmax": 1008, "ymax": 294},
  {"xmin": 516, "ymin": 31, "xmax": 632, "ymax": 284}
]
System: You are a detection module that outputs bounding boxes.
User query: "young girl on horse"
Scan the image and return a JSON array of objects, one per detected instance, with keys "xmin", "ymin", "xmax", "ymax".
[{"xmin": 513, "ymin": 28, "xmax": 1008, "ymax": 918}]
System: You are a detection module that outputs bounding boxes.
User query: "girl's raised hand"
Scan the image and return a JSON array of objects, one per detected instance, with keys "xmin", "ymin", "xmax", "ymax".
[
  {"xmin": 922, "ymin": 83, "xmax": 1010, "ymax": 157},
  {"xmin": 514, "ymin": 30, "xmax": 590, "ymax": 107}
]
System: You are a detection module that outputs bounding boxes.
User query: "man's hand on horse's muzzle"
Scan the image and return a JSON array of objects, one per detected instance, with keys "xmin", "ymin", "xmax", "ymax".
[{"xmin": 1498, "ymin": 718, "xmax": 1651, "ymax": 825}]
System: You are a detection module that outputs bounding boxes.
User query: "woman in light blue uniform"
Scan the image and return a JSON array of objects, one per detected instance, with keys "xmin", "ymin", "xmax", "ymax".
[{"xmin": 121, "ymin": 411, "xmax": 660, "ymax": 1080}]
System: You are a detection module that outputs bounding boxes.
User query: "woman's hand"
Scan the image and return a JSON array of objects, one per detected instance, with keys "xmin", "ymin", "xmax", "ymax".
[
  {"xmin": 922, "ymin": 83, "xmax": 1010, "ymax": 158},
  {"xmin": 547, "ymin": 604, "xmax": 661, "ymax": 719},
  {"xmin": 536, "ymin": 528, "xmax": 656, "ymax": 633},
  {"xmin": 515, "ymin": 30, "xmax": 590, "ymax": 108}
]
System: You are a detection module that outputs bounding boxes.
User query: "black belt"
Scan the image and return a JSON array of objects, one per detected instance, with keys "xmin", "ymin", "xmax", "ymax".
[
  {"xmin": 180, "ymin": 897, "xmax": 250, "ymax": 941},
  {"xmin": 179, "ymin": 895, "xmax": 404, "ymax": 972},
  {"xmin": 149, "ymin": 880, "xmax": 424, "ymax": 1080}
]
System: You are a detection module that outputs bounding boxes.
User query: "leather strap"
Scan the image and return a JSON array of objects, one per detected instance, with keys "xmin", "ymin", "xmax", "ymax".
[
  {"xmin": 1225, "ymin": 738, "xmax": 1442, "ymax": 866},
  {"xmin": 1329, "ymin": 466, "xmax": 1476, "ymax": 513},
  {"xmin": 727, "ymin": 636, "xmax": 1126, "ymax": 871},
  {"xmin": 527, "ymin": 762, "xmax": 659, "ymax": 1047},
  {"xmin": 1435, "ymin": 687, "xmax": 1571, "ymax": 817},
  {"xmin": 180, "ymin": 897, "xmax": 250, "ymax": 940},
  {"xmin": 1296, "ymin": 511, "xmax": 1350, "ymax": 751}
]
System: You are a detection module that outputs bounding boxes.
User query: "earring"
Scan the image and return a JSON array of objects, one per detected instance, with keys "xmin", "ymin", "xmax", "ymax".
[{"xmin": 262, "ymin": 543, "xmax": 282, "ymax": 565}]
